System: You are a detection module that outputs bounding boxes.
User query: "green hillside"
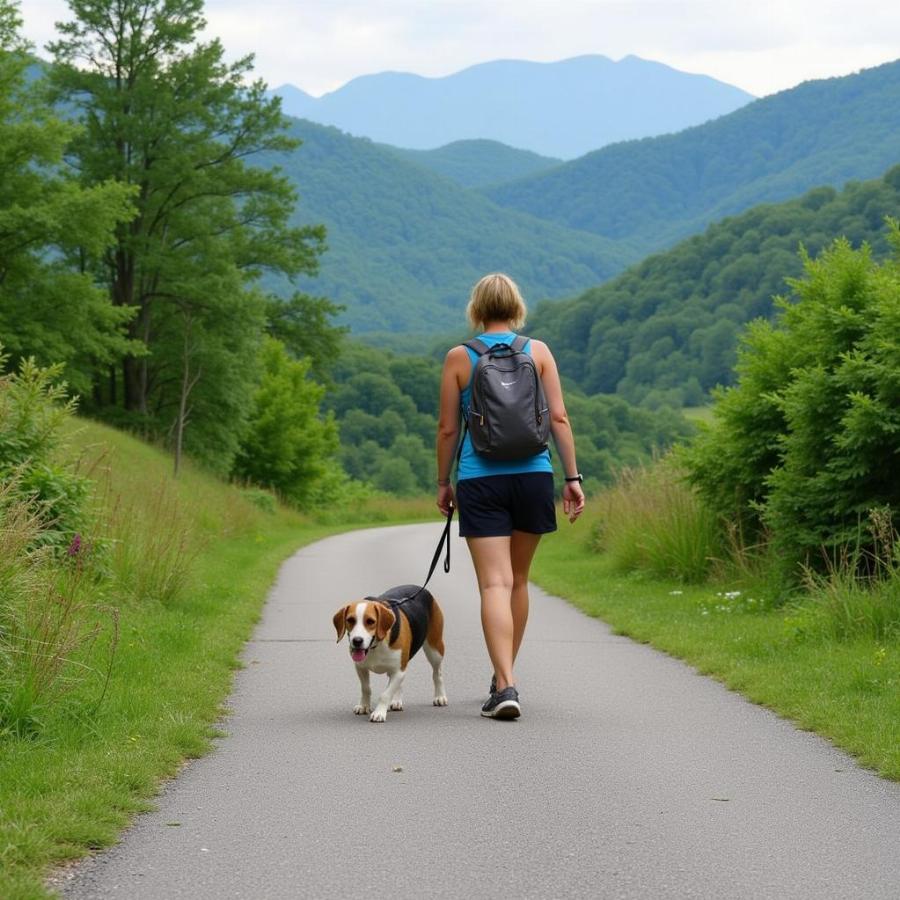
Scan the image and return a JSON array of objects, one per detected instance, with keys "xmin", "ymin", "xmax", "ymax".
[
  {"xmin": 528, "ymin": 165, "xmax": 900, "ymax": 405},
  {"xmin": 262, "ymin": 119, "xmax": 640, "ymax": 333},
  {"xmin": 381, "ymin": 139, "xmax": 563, "ymax": 188},
  {"xmin": 484, "ymin": 59, "xmax": 900, "ymax": 253}
]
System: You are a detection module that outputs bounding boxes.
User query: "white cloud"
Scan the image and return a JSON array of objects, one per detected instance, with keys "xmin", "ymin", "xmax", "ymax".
[{"xmin": 18, "ymin": 0, "xmax": 900, "ymax": 97}]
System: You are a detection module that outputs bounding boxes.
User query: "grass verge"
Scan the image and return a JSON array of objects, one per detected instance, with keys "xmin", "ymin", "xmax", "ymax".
[
  {"xmin": 0, "ymin": 421, "xmax": 433, "ymax": 900},
  {"xmin": 531, "ymin": 518, "xmax": 900, "ymax": 782}
]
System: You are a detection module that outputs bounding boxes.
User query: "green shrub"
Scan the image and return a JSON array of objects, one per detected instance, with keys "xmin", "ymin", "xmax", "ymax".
[
  {"xmin": 232, "ymin": 338, "xmax": 338, "ymax": 508},
  {"xmin": 241, "ymin": 487, "xmax": 278, "ymax": 514},
  {"xmin": 304, "ymin": 469, "xmax": 376, "ymax": 514},
  {"xmin": 591, "ymin": 460, "xmax": 722, "ymax": 582},
  {"xmin": 686, "ymin": 221, "xmax": 900, "ymax": 570},
  {"xmin": 0, "ymin": 353, "xmax": 89, "ymax": 551}
]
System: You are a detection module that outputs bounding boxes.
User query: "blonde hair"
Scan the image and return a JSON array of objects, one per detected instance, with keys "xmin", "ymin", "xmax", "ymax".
[{"xmin": 466, "ymin": 273, "xmax": 527, "ymax": 331}]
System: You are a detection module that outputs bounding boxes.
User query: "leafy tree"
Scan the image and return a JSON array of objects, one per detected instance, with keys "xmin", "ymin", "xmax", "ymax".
[
  {"xmin": 47, "ymin": 0, "xmax": 325, "ymax": 452},
  {"xmin": 0, "ymin": 0, "xmax": 135, "ymax": 395},
  {"xmin": 388, "ymin": 434, "xmax": 431, "ymax": 488},
  {"xmin": 150, "ymin": 279, "xmax": 267, "ymax": 476},
  {"xmin": 372, "ymin": 456, "xmax": 418, "ymax": 496},
  {"xmin": 388, "ymin": 356, "xmax": 442, "ymax": 415},
  {"xmin": 265, "ymin": 292, "xmax": 346, "ymax": 383},
  {"xmin": 232, "ymin": 338, "xmax": 337, "ymax": 506},
  {"xmin": 685, "ymin": 222, "xmax": 900, "ymax": 567}
]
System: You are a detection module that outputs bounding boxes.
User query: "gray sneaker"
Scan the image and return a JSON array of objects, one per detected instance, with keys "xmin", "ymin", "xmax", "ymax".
[{"xmin": 481, "ymin": 685, "xmax": 521, "ymax": 719}]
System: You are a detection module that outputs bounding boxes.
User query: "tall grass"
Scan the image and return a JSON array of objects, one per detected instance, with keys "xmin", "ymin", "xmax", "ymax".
[
  {"xmin": 0, "ymin": 483, "xmax": 114, "ymax": 737},
  {"xmin": 801, "ymin": 508, "xmax": 900, "ymax": 641},
  {"xmin": 0, "ymin": 418, "xmax": 217, "ymax": 737},
  {"xmin": 590, "ymin": 460, "xmax": 723, "ymax": 582},
  {"xmin": 101, "ymin": 478, "xmax": 198, "ymax": 606},
  {"xmin": 72, "ymin": 423, "xmax": 269, "ymax": 610}
]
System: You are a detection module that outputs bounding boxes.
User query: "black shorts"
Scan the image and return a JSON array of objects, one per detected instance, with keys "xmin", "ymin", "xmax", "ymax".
[{"xmin": 456, "ymin": 473, "xmax": 557, "ymax": 538}]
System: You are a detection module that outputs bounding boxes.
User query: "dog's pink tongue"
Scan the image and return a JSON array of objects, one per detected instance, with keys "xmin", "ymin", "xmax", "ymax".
[{"xmin": 351, "ymin": 649, "xmax": 367, "ymax": 662}]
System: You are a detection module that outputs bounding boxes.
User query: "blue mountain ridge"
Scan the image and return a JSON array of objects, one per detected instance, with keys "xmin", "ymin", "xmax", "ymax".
[{"xmin": 271, "ymin": 54, "xmax": 754, "ymax": 159}]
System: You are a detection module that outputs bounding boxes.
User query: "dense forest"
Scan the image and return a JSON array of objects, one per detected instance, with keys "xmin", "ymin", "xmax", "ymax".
[
  {"xmin": 382, "ymin": 139, "xmax": 562, "ymax": 188},
  {"xmin": 484, "ymin": 59, "xmax": 900, "ymax": 252},
  {"xmin": 260, "ymin": 118, "xmax": 638, "ymax": 333},
  {"xmin": 530, "ymin": 165, "xmax": 900, "ymax": 405},
  {"xmin": 327, "ymin": 341, "xmax": 692, "ymax": 494}
]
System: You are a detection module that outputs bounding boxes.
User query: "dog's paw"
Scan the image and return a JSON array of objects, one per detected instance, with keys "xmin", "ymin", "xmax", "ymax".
[
  {"xmin": 353, "ymin": 704, "xmax": 371, "ymax": 715},
  {"xmin": 389, "ymin": 699, "xmax": 404, "ymax": 711},
  {"xmin": 433, "ymin": 695, "xmax": 448, "ymax": 707},
  {"xmin": 369, "ymin": 708, "xmax": 387, "ymax": 723}
]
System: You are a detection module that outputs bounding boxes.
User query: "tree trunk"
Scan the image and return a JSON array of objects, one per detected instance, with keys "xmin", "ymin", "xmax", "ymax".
[
  {"xmin": 173, "ymin": 317, "xmax": 201, "ymax": 477},
  {"xmin": 112, "ymin": 241, "xmax": 150, "ymax": 414},
  {"xmin": 122, "ymin": 355, "xmax": 141, "ymax": 413}
]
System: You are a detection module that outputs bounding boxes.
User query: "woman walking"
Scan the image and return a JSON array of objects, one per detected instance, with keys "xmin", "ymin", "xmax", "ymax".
[{"xmin": 435, "ymin": 273, "xmax": 585, "ymax": 720}]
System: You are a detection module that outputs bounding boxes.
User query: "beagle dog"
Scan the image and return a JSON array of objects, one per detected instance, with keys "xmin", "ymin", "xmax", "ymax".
[{"xmin": 332, "ymin": 584, "xmax": 448, "ymax": 723}]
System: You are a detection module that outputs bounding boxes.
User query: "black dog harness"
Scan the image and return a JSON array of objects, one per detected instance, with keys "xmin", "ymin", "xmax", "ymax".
[{"xmin": 363, "ymin": 506, "xmax": 454, "ymax": 655}]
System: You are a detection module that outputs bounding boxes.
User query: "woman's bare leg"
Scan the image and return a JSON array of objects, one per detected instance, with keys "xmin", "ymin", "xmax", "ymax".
[
  {"xmin": 466, "ymin": 536, "xmax": 515, "ymax": 691},
  {"xmin": 510, "ymin": 530, "xmax": 542, "ymax": 662}
]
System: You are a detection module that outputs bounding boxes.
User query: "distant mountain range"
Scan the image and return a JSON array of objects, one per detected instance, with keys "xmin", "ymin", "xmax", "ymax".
[
  {"xmin": 262, "ymin": 58, "xmax": 900, "ymax": 335},
  {"xmin": 483, "ymin": 58, "xmax": 900, "ymax": 252},
  {"xmin": 28, "ymin": 52, "xmax": 900, "ymax": 343},
  {"xmin": 271, "ymin": 55, "xmax": 754, "ymax": 159}
]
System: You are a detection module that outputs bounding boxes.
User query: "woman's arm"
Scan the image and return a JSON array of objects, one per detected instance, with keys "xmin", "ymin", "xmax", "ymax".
[
  {"xmin": 532, "ymin": 340, "xmax": 585, "ymax": 522},
  {"xmin": 434, "ymin": 346, "xmax": 468, "ymax": 516}
]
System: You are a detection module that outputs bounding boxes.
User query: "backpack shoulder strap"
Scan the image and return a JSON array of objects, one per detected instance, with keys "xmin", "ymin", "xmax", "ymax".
[
  {"xmin": 510, "ymin": 334, "xmax": 529, "ymax": 353},
  {"xmin": 462, "ymin": 338, "xmax": 490, "ymax": 356}
]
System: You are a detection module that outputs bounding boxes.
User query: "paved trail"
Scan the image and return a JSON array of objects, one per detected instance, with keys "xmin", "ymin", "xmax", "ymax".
[{"xmin": 59, "ymin": 524, "xmax": 900, "ymax": 899}]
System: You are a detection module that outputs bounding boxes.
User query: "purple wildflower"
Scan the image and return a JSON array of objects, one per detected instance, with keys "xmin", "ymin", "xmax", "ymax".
[{"xmin": 67, "ymin": 533, "xmax": 82, "ymax": 556}]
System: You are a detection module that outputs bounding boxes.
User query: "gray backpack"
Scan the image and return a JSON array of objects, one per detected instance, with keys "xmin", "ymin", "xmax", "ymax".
[{"xmin": 463, "ymin": 335, "xmax": 550, "ymax": 460}]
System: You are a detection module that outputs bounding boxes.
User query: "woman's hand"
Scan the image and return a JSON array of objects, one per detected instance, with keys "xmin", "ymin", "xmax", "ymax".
[
  {"xmin": 562, "ymin": 481, "xmax": 585, "ymax": 523},
  {"xmin": 437, "ymin": 483, "xmax": 455, "ymax": 518}
]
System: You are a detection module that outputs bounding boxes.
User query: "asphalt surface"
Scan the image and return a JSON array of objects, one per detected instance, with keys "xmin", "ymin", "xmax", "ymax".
[{"xmin": 57, "ymin": 523, "xmax": 900, "ymax": 899}]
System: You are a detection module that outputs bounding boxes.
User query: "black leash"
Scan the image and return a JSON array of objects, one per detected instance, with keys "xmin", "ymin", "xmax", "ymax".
[
  {"xmin": 375, "ymin": 503, "xmax": 454, "ymax": 609},
  {"xmin": 420, "ymin": 502, "xmax": 454, "ymax": 593}
]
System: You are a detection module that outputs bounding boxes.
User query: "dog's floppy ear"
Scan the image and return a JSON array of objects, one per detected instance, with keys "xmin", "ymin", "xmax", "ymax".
[
  {"xmin": 332, "ymin": 604, "xmax": 351, "ymax": 642},
  {"xmin": 375, "ymin": 602, "xmax": 395, "ymax": 642}
]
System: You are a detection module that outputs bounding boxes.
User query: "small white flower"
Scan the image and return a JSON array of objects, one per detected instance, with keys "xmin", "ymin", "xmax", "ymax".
[{"xmin": 669, "ymin": 590, "xmax": 683, "ymax": 596}]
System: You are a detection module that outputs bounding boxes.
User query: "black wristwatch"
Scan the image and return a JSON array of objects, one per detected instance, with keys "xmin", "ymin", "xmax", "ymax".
[{"xmin": 564, "ymin": 473, "xmax": 584, "ymax": 483}]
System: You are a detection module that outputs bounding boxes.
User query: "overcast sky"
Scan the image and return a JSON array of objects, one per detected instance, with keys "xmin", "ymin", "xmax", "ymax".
[{"xmin": 20, "ymin": 0, "xmax": 900, "ymax": 98}]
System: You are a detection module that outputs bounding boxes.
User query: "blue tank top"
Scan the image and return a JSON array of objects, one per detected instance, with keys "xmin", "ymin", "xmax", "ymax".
[{"xmin": 457, "ymin": 332, "xmax": 553, "ymax": 482}]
